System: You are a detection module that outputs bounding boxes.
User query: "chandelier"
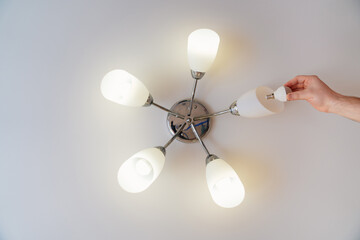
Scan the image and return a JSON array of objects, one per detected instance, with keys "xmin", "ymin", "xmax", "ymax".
[{"xmin": 101, "ymin": 29, "xmax": 290, "ymax": 208}]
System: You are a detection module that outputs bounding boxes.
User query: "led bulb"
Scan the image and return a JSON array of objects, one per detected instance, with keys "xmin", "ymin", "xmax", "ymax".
[
  {"xmin": 101, "ymin": 69, "xmax": 150, "ymax": 107},
  {"xmin": 214, "ymin": 177, "xmax": 235, "ymax": 192},
  {"xmin": 206, "ymin": 158, "xmax": 245, "ymax": 208},
  {"xmin": 118, "ymin": 147, "xmax": 165, "ymax": 193},
  {"xmin": 135, "ymin": 158, "xmax": 153, "ymax": 176},
  {"xmin": 266, "ymin": 86, "xmax": 292, "ymax": 102},
  {"xmin": 188, "ymin": 29, "xmax": 220, "ymax": 73}
]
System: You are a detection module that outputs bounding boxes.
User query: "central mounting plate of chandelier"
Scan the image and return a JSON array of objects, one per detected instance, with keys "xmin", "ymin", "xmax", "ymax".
[{"xmin": 101, "ymin": 29, "xmax": 290, "ymax": 208}]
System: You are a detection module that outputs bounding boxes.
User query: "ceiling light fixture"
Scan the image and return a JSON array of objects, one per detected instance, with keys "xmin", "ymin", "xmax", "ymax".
[{"xmin": 101, "ymin": 29, "xmax": 289, "ymax": 208}]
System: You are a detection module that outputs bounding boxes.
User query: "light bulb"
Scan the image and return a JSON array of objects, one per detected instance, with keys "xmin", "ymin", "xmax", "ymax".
[
  {"xmin": 266, "ymin": 86, "xmax": 292, "ymax": 102},
  {"xmin": 206, "ymin": 158, "xmax": 245, "ymax": 208},
  {"xmin": 101, "ymin": 69, "xmax": 150, "ymax": 107},
  {"xmin": 236, "ymin": 86, "xmax": 284, "ymax": 118},
  {"xmin": 135, "ymin": 158, "xmax": 153, "ymax": 176},
  {"xmin": 118, "ymin": 147, "xmax": 165, "ymax": 193},
  {"xmin": 213, "ymin": 177, "xmax": 235, "ymax": 192},
  {"xmin": 188, "ymin": 29, "xmax": 220, "ymax": 73}
]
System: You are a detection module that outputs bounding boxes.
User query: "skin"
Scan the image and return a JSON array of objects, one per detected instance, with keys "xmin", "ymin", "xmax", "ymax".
[{"xmin": 284, "ymin": 75, "xmax": 360, "ymax": 122}]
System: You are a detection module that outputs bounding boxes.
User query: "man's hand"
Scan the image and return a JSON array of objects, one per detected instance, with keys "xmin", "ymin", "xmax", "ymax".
[
  {"xmin": 284, "ymin": 75, "xmax": 341, "ymax": 113},
  {"xmin": 284, "ymin": 75, "xmax": 360, "ymax": 122}
]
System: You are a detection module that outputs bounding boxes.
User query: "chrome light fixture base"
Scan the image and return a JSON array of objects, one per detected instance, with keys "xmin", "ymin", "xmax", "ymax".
[{"xmin": 166, "ymin": 99, "xmax": 210, "ymax": 143}]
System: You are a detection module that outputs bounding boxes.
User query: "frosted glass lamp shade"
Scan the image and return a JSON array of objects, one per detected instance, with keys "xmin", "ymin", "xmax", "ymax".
[
  {"xmin": 101, "ymin": 69, "xmax": 150, "ymax": 107},
  {"xmin": 206, "ymin": 158, "xmax": 245, "ymax": 208},
  {"xmin": 118, "ymin": 148, "xmax": 165, "ymax": 193},
  {"xmin": 188, "ymin": 29, "xmax": 220, "ymax": 72},
  {"xmin": 236, "ymin": 86, "xmax": 284, "ymax": 118}
]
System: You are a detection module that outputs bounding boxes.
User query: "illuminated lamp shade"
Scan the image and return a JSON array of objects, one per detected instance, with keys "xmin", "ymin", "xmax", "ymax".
[
  {"xmin": 206, "ymin": 158, "xmax": 245, "ymax": 208},
  {"xmin": 118, "ymin": 147, "xmax": 165, "ymax": 193},
  {"xmin": 188, "ymin": 29, "xmax": 220, "ymax": 73},
  {"xmin": 101, "ymin": 69, "xmax": 150, "ymax": 107},
  {"xmin": 236, "ymin": 86, "xmax": 284, "ymax": 118}
]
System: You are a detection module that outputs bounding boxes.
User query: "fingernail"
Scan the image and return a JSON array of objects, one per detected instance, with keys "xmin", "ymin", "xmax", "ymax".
[{"xmin": 287, "ymin": 93, "xmax": 292, "ymax": 100}]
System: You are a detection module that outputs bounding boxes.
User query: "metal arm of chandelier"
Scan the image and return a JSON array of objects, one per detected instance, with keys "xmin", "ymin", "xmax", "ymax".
[
  {"xmin": 144, "ymin": 95, "xmax": 186, "ymax": 119},
  {"xmin": 162, "ymin": 123, "xmax": 186, "ymax": 149},
  {"xmin": 190, "ymin": 123, "xmax": 210, "ymax": 156},
  {"xmin": 194, "ymin": 101, "xmax": 240, "ymax": 121},
  {"xmin": 190, "ymin": 123, "xmax": 219, "ymax": 165}
]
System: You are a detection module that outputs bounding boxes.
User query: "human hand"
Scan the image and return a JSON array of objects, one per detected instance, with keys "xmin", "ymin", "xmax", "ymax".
[{"xmin": 284, "ymin": 75, "xmax": 341, "ymax": 113}]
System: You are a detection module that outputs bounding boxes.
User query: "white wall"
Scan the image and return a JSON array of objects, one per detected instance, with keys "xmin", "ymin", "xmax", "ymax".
[{"xmin": 1, "ymin": 0, "xmax": 360, "ymax": 239}]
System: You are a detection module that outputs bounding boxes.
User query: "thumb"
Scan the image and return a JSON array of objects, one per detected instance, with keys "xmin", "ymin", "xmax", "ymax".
[{"xmin": 287, "ymin": 90, "xmax": 310, "ymax": 101}]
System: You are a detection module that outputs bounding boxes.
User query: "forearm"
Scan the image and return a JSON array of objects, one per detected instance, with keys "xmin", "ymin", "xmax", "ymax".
[{"xmin": 329, "ymin": 95, "xmax": 360, "ymax": 122}]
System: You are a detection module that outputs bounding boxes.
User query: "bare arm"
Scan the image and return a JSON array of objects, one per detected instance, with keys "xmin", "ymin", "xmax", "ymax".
[
  {"xmin": 329, "ymin": 95, "xmax": 360, "ymax": 122},
  {"xmin": 285, "ymin": 75, "xmax": 360, "ymax": 122}
]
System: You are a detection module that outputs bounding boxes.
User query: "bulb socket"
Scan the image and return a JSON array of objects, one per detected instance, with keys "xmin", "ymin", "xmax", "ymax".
[
  {"xmin": 191, "ymin": 70, "xmax": 205, "ymax": 80},
  {"xmin": 155, "ymin": 146, "xmax": 166, "ymax": 156},
  {"xmin": 206, "ymin": 154, "xmax": 219, "ymax": 165},
  {"xmin": 143, "ymin": 94, "xmax": 154, "ymax": 107},
  {"xmin": 229, "ymin": 101, "xmax": 240, "ymax": 116}
]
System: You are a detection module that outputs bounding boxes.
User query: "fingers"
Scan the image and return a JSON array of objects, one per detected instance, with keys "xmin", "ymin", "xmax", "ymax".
[
  {"xmin": 288, "ymin": 83, "xmax": 305, "ymax": 92},
  {"xmin": 287, "ymin": 90, "xmax": 311, "ymax": 101},
  {"xmin": 291, "ymin": 82, "xmax": 305, "ymax": 89},
  {"xmin": 284, "ymin": 75, "xmax": 308, "ymax": 88},
  {"xmin": 285, "ymin": 75, "xmax": 320, "ymax": 101}
]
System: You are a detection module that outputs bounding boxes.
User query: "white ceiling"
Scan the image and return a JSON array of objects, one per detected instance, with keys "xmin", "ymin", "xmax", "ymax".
[{"xmin": 1, "ymin": 0, "xmax": 360, "ymax": 239}]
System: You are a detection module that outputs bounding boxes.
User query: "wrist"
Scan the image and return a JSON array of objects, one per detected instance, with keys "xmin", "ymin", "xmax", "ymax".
[{"xmin": 328, "ymin": 93, "xmax": 346, "ymax": 114}]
